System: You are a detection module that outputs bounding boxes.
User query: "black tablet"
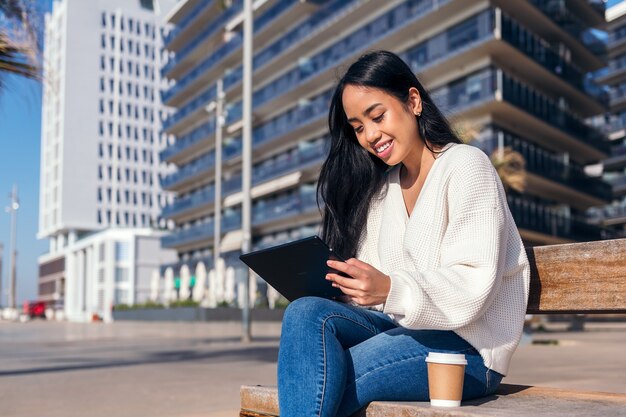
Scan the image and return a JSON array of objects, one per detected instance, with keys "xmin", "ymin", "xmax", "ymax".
[{"xmin": 239, "ymin": 235, "xmax": 347, "ymax": 302}]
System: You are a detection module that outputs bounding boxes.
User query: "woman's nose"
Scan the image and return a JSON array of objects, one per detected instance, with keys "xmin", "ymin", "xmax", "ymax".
[{"xmin": 366, "ymin": 125, "xmax": 381, "ymax": 143}]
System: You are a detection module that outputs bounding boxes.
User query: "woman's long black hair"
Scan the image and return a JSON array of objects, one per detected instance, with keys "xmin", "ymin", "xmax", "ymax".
[{"xmin": 318, "ymin": 50, "xmax": 462, "ymax": 259}]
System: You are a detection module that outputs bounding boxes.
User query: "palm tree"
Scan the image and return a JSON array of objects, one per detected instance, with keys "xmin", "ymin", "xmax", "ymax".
[
  {"xmin": 454, "ymin": 120, "xmax": 527, "ymax": 194},
  {"xmin": 0, "ymin": 0, "xmax": 40, "ymax": 90}
]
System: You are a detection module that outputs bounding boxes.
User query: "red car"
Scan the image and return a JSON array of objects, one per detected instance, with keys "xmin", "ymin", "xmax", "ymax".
[{"xmin": 23, "ymin": 301, "xmax": 46, "ymax": 319}]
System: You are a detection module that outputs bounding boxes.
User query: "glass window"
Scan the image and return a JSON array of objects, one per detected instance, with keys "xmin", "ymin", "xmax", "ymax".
[{"xmin": 115, "ymin": 242, "xmax": 129, "ymax": 262}]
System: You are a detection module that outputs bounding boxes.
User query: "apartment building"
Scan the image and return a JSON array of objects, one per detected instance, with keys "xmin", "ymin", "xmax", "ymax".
[{"xmin": 159, "ymin": 0, "xmax": 611, "ymax": 305}]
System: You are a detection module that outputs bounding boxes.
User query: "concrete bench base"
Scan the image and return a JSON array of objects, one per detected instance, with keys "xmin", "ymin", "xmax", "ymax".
[{"xmin": 240, "ymin": 384, "xmax": 626, "ymax": 417}]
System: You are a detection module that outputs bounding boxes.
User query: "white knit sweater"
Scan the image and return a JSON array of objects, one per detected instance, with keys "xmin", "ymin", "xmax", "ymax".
[{"xmin": 356, "ymin": 143, "xmax": 530, "ymax": 376}]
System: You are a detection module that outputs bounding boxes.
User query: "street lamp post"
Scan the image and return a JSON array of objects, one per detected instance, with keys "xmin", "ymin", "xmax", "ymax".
[
  {"xmin": 241, "ymin": 0, "xmax": 253, "ymax": 343},
  {"xmin": 6, "ymin": 184, "xmax": 19, "ymax": 311},
  {"xmin": 208, "ymin": 78, "xmax": 225, "ymax": 306}
]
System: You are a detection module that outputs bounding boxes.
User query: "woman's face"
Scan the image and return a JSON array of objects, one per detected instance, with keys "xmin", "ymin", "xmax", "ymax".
[{"xmin": 342, "ymin": 84, "xmax": 423, "ymax": 166}]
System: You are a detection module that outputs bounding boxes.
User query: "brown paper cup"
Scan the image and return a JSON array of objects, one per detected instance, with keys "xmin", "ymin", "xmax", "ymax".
[{"xmin": 425, "ymin": 352, "xmax": 467, "ymax": 407}]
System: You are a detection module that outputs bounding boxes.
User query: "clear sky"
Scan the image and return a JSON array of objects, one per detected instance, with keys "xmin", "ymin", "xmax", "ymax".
[{"xmin": 0, "ymin": 0, "xmax": 52, "ymax": 306}]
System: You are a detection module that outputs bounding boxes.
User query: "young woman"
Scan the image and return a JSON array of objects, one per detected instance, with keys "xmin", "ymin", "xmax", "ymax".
[{"xmin": 277, "ymin": 50, "xmax": 530, "ymax": 417}]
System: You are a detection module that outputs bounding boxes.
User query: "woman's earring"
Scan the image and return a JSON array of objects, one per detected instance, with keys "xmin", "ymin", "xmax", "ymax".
[{"xmin": 416, "ymin": 111, "xmax": 421, "ymax": 117}]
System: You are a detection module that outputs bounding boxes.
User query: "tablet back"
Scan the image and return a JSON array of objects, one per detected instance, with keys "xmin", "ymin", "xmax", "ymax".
[{"xmin": 239, "ymin": 235, "xmax": 344, "ymax": 302}]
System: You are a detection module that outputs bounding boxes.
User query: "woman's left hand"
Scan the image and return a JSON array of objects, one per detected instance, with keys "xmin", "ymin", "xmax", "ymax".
[{"xmin": 326, "ymin": 258, "xmax": 391, "ymax": 306}]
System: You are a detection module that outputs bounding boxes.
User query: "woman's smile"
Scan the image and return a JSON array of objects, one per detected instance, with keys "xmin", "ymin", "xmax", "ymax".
[{"xmin": 373, "ymin": 139, "xmax": 394, "ymax": 158}]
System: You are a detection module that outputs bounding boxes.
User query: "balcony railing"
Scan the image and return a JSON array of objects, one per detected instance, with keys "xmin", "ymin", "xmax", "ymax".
[
  {"xmin": 162, "ymin": 85, "xmax": 217, "ymax": 131},
  {"xmin": 500, "ymin": 71, "xmax": 609, "ymax": 151},
  {"xmin": 252, "ymin": 186, "xmax": 318, "ymax": 225},
  {"xmin": 507, "ymin": 194, "xmax": 612, "ymax": 241},
  {"xmin": 159, "ymin": 119, "xmax": 216, "ymax": 162},
  {"xmin": 162, "ymin": 0, "xmax": 243, "ymax": 75},
  {"xmin": 160, "ymin": 152, "xmax": 215, "ymax": 189},
  {"xmin": 432, "ymin": 67, "xmax": 608, "ymax": 152},
  {"xmin": 487, "ymin": 127, "xmax": 612, "ymax": 200},
  {"xmin": 161, "ymin": 185, "xmax": 216, "ymax": 219},
  {"xmin": 163, "ymin": 0, "xmax": 219, "ymax": 47},
  {"xmin": 161, "ymin": 210, "xmax": 242, "ymax": 248},
  {"xmin": 161, "ymin": 138, "xmax": 328, "ymax": 218}
]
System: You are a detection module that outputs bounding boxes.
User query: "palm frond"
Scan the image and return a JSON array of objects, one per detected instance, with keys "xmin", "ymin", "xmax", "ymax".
[{"xmin": 490, "ymin": 147, "xmax": 527, "ymax": 194}]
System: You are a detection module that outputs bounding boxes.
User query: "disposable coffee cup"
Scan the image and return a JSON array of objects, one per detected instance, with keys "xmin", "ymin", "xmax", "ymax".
[{"xmin": 425, "ymin": 352, "xmax": 467, "ymax": 407}]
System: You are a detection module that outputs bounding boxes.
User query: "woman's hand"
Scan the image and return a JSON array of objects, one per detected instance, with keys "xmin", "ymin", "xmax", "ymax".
[{"xmin": 326, "ymin": 258, "xmax": 391, "ymax": 306}]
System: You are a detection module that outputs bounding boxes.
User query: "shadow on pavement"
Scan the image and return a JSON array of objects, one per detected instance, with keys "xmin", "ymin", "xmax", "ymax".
[{"xmin": 0, "ymin": 345, "xmax": 279, "ymax": 377}]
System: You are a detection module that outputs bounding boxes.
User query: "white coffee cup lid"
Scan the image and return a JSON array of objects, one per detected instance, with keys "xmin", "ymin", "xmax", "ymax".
[{"xmin": 425, "ymin": 352, "xmax": 467, "ymax": 365}]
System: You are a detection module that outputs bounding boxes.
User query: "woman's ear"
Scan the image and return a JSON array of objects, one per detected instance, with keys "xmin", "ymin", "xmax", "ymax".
[{"xmin": 408, "ymin": 87, "xmax": 422, "ymax": 117}]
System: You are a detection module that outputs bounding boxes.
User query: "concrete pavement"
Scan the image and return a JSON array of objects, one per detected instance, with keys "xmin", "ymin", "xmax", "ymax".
[{"xmin": 0, "ymin": 320, "xmax": 624, "ymax": 417}]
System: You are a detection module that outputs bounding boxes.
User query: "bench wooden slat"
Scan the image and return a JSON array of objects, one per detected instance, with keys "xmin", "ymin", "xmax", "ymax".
[
  {"xmin": 240, "ymin": 384, "xmax": 626, "ymax": 417},
  {"xmin": 526, "ymin": 238, "xmax": 626, "ymax": 314}
]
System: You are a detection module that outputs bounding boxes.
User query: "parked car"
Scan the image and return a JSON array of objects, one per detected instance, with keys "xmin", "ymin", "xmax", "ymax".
[{"xmin": 23, "ymin": 301, "xmax": 46, "ymax": 319}]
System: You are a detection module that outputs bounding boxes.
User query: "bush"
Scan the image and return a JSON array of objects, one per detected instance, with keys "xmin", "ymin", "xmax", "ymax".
[
  {"xmin": 113, "ymin": 301, "xmax": 165, "ymax": 311},
  {"xmin": 168, "ymin": 299, "xmax": 199, "ymax": 308}
]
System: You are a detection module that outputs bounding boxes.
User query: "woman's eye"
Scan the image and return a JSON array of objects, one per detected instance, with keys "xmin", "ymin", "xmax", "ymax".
[
  {"xmin": 373, "ymin": 114, "xmax": 384, "ymax": 122},
  {"xmin": 354, "ymin": 126, "xmax": 363, "ymax": 133}
]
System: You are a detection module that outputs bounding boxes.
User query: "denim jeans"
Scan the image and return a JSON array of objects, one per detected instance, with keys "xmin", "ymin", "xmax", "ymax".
[{"xmin": 277, "ymin": 297, "xmax": 503, "ymax": 417}]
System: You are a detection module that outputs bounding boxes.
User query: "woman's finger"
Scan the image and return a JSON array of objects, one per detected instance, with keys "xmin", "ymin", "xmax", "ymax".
[
  {"xmin": 327, "ymin": 260, "xmax": 363, "ymax": 279},
  {"xmin": 326, "ymin": 273, "xmax": 361, "ymax": 290}
]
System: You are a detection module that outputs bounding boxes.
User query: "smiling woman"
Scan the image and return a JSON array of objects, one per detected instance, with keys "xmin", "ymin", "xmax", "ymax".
[{"xmin": 276, "ymin": 51, "xmax": 531, "ymax": 417}]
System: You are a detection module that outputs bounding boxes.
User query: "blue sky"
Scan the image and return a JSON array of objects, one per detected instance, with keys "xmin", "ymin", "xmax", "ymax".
[{"xmin": 0, "ymin": 0, "xmax": 52, "ymax": 305}]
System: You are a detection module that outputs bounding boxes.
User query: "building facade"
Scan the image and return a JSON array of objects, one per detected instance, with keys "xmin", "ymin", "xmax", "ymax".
[
  {"xmin": 38, "ymin": 0, "xmax": 177, "ymax": 319},
  {"xmin": 159, "ymin": 0, "xmax": 612, "ymax": 305},
  {"xmin": 589, "ymin": 1, "xmax": 626, "ymax": 235}
]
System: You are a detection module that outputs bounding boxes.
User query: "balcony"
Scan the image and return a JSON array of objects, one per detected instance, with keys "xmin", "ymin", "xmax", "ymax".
[
  {"xmin": 213, "ymin": 139, "xmax": 327, "ymax": 196},
  {"xmin": 161, "ymin": 85, "xmax": 217, "ymax": 134},
  {"xmin": 163, "ymin": 0, "xmax": 220, "ymax": 50},
  {"xmin": 161, "ymin": 210, "xmax": 242, "ymax": 249},
  {"xmin": 159, "ymin": 120, "xmax": 215, "ymax": 164},
  {"xmin": 587, "ymin": 201, "xmax": 626, "ymax": 228},
  {"xmin": 252, "ymin": 185, "xmax": 318, "ymax": 226},
  {"xmin": 161, "ymin": 185, "xmax": 215, "ymax": 219},
  {"xmin": 432, "ymin": 67, "xmax": 608, "ymax": 160},
  {"xmin": 160, "ymin": 152, "xmax": 215, "ymax": 190},
  {"xmin": 608, "ymin": 175, "xmax": 626, "ymax": 197},
  {"xmin": 507, "ymin": 194, "xmax": 611, "ymax": 242},
  {"xmin": 488, "ymin": 127, "xmax": 612, "ymax": 202},
  {"xmin": 162, "ymin": 0, "xmax": 243, "ymax": 78},
  {"xmin": 604, "ymin": 143, "xmax": 626, "ymax": 171},
  {"xmin": 501, "ymin": 71, "xmax": 609, "ymax": 153},
  {"xmin": 609, "ymin": 84, "xmax": 626, "ymax": 110}
]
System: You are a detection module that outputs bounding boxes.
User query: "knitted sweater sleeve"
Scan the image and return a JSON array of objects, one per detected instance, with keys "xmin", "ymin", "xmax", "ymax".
[{"xmin": 382, "ymin": 151, "xmax": 507, "ymax": 330}]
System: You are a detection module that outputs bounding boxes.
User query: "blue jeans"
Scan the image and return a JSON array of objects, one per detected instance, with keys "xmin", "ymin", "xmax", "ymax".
[{"xmin": 277, "ymin": 297, "xmax": 503, "ymax": 417}]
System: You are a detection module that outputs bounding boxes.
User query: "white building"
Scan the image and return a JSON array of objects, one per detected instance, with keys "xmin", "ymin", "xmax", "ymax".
[
  {"xmin": 38, "ymin": 0, "xmax": 178, "ymax": 320},
  {"xmin": 38, "ymin": 229, "xmax": 177, "ymax": 322}
]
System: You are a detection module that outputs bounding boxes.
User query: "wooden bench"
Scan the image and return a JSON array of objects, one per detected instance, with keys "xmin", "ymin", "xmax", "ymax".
[{"xmin": 240, "ymin": 238, "xmax": 626, "ymax": 417}]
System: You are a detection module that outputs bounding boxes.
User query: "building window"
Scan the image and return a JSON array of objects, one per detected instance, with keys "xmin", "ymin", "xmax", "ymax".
[
  {"xmin": 115, "ymin": 268, "xmax": 128, "ymax": 283},
  {"xmin": 115, "ymin": 242, "xmax": 129, "ymax": 262},
  {"xmin": 97, "ymin": 188, "xmax": 102, "ymax": 201},
  {"xmin": 101, "ymin": 12, "xmax": 106, "ymax": 27},
  {"xmin": 97, "ymin": 210, "xmax": 102, "ymax": 224}
]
